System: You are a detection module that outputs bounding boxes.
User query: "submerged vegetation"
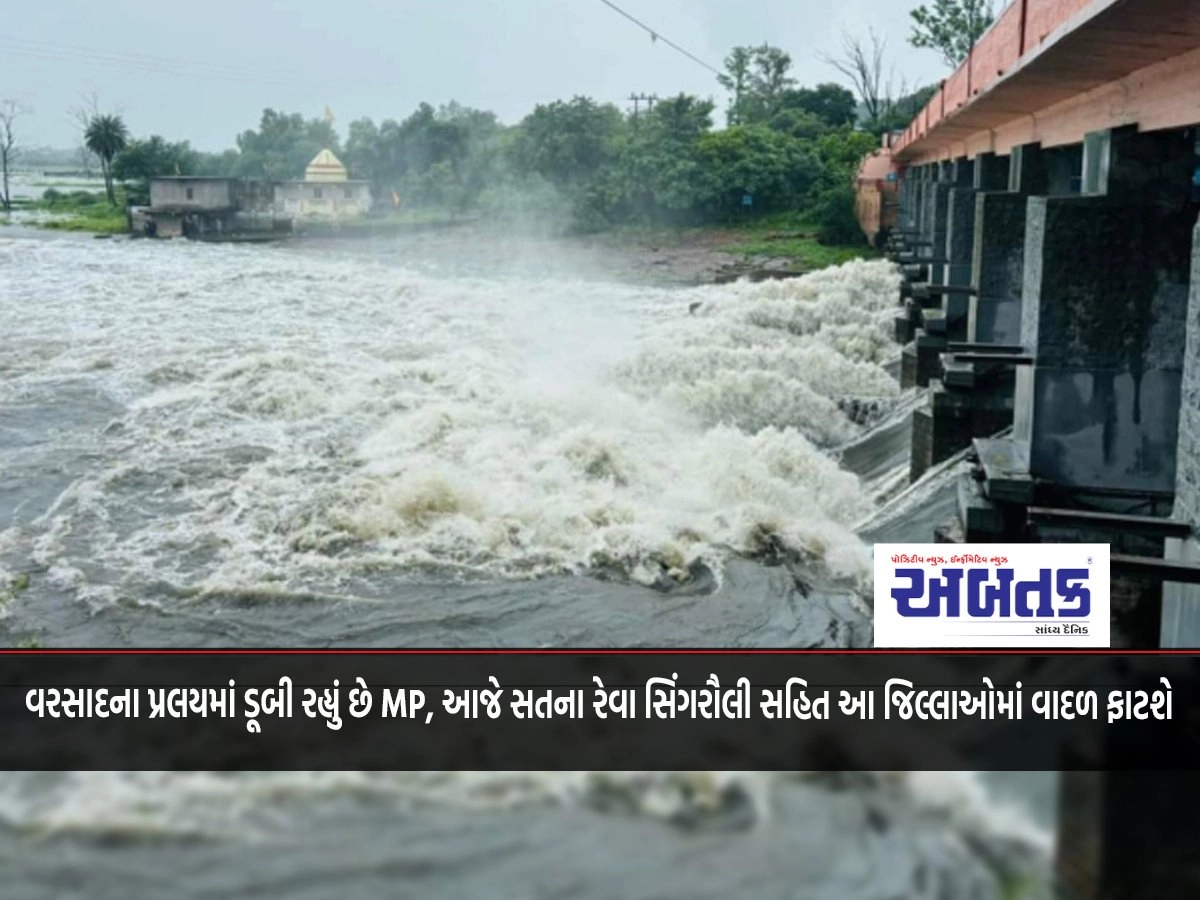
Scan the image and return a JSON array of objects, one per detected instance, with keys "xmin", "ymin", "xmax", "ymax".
[{"xmin": 9, "ymin": 188, "xmax": 127, "ymax": 233}]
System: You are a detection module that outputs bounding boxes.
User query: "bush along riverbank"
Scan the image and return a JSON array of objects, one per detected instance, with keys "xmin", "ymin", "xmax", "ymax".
[{"xmin": 5, "ymin": 189, "xmax": 128, "ymax": 234}]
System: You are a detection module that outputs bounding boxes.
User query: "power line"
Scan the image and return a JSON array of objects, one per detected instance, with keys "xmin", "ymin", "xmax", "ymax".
[
  {"xmin": 594, "ymin": 0, "xmax": 722, "ymax": 78},
  {"xmin": 0, "ymin": 36, "xmax": 572, "ymax": 106},
  {"xmin": 0, "ymin": 36, "xmax": 298, "ymax": 86}
]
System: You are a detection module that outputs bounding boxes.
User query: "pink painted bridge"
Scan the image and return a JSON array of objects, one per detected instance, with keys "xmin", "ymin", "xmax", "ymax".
[{"xmin": 856, "ymin": 0, "xmax": 1200, "ymax": 241}]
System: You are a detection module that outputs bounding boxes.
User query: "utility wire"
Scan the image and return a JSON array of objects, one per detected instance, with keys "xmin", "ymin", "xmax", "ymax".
[
  {"xmin": 0, "ymin": 36, "xmax": 300, "ymax": 84},
  {"xmin": 594, "ymin": 0, "xmax": 722, "ymax": 77},
  {"xmin": 0, "ymin": 35, "xmax": 569, "ymax": 104}
]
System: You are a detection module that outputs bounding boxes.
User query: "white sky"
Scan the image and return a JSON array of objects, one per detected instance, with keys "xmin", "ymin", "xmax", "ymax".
[{"xmin": 2, "ymin": 0, "xmax": 949, "ymax": 150}]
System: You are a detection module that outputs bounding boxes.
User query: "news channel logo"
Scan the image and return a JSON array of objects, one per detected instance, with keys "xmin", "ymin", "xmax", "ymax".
[{"xmin": 873, "ymin": 543, "xmax": 1110, "ymax": 647}]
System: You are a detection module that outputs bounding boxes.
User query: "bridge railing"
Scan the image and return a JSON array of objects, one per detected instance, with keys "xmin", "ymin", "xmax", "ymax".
[{"xmin": 893, "ymin": 0, "xmax": 1094, "ymax": 156}]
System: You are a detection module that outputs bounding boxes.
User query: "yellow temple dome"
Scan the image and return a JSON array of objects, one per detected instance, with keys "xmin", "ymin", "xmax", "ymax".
[{"xmin": 305, "ymin": 149, "xmax": 349, "ymax": 183}]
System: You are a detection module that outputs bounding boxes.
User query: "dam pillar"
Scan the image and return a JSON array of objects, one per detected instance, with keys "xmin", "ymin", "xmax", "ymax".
[
  {"xmin": 909, "ymin": 152, "xmax": 1014, "ymax": 482},
  {"xmin": 901, "ymin": 162, "xmax": 960, "ymax": 388},
  {"xmin": 893, "ymin": 164, "xmax": 937, "ymax": 344},
  {"xmin": 1056, "ymin": 758, "xmax": 1200, "ymax": 898},
  {"xmin": 969, "ymin": 143, "xmax": 1047, "ymax": 345},
  {"xmin": 1162, "ymin": 219, "xmax": 1200, "ymax": 646},
  {"xmin": 1014, "ymin": 125, "xmax": 1194, "ymax": 506},
  {"xmin": 951, "ymin": 125, "xmax": 1197, "ymax": 647}
]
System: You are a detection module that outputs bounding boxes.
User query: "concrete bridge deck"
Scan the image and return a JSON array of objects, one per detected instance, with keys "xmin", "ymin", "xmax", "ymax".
[
  {"xmin": 856, "ymin": 2, "xmax": 1200, "ymax": 894},
  {"xmin": 893, "ymin": 0, "xmax": 1200, "ymax": 164}
]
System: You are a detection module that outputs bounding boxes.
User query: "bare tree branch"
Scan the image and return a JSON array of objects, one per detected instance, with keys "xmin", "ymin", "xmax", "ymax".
[
  {"xmin": 0, "ymin": 99, "xmax": 31, "ymax": 212},
  {"xmin": 820, "ymin": 29, "xmax": 897, "ymax": 125}
]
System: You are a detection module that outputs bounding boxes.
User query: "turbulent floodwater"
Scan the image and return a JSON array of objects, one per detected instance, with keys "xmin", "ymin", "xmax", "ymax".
[{"xmin": 0, "ymin": 228, "xmax": 1053, "ymax": 898}]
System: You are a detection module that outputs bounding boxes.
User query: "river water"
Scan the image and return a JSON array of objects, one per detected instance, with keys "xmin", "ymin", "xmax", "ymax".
[{"xmin": 0, "ymin": 227, "xmax": 1054, "ymax": 898}]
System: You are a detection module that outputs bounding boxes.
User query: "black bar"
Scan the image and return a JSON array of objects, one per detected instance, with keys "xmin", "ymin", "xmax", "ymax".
[
  {"xmin": 0, "ymin": 652, "xmax": 1195, "ymax": 771},
  {"xmin": 1110, "ymin": 554, "xmax": 1200, "ymax": 584},
  {"xmin": 948, "ymin": 342, "xmax": 1025, "ymax": 353},
  {"xmin": 945, "ymin": 352, "xmax": 1035, "ymax": 365},
  {"xmin": 923, "ymin": 284, "xmax": 978, "ymax": 295},
  {"xmin": 1028, "ymin": 507, "xmax": 1193, "ymax": 539}
]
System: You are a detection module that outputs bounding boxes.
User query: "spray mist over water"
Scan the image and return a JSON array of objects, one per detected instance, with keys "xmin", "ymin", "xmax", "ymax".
[
  {"xmin": 0, "ymin": 234, "xmax": 1059, "ymax": 897},
  {"xmin": 0, "ymin": 235, "xmax": 905, "ymax": 605}
]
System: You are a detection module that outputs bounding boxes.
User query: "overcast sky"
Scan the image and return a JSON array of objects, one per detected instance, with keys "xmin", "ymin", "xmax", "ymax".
[{"xmin": 3, "ymin": 0, "xmax": 949, "ymax": 151}]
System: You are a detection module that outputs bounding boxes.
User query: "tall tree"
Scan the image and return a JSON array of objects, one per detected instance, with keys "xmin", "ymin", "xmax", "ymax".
[
  {"xmin": 719, "ymin": 45, "xmax": 797, "ymax": 126},
  {"xmin": 84, "ymin": 113, "xmax": 129, "ymax": 205},
  {"xmin": 234, "ymin": 109, "xmax": 340, "ymax": 181},
  {"xmin": 510, "ymin": 96, "xmax": 623, "ymax": 188},
  {"xmin": 112, "ymin": 136, "xmax": 199, "ymax": 181},
  {"xmin": 822, "ymin": 29, "xmax": 901, "ymax": 133},
  {"xmin": 909, "ymin": 0, "xmax": 996, "ymax": 68},
  {"xmin": 717, "ymin": 46, "xmax": 753, "ymax": 126},
  {"xmin": 0, "ymin": 100, "xmax": 29, "ymax": 212},
  {"xmin": 784, "ymin": 84, "xmax": 858, "ymax": 129}
]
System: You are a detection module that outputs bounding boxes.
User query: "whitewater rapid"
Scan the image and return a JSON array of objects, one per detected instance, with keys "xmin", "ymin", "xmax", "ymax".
[
  {"xmin": 1, "ymin": 232, "xmax": 902, "ymax": 609},
  {"xmin": 0, "ymin": 229, "xmax": 1061, "ymax": 899}
]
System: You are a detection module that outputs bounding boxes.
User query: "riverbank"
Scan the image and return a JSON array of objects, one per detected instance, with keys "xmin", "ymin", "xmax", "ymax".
[
  {"xmin": 3, "ymin": 189, "xmax": 127, "ymax": 234},
  {"xmin": 593, "ymin": 212, "xmax": 877, "ymax": 284},
  {"xmin": 4, "ymin": 191, "xmax": 875, "ymax": 284}
]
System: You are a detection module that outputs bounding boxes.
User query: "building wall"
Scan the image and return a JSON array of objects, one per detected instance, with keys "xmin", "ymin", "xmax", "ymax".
[
  {"xmin": 273, "ymin": 182, "xmax": 372, "ymax": 219},
  {"xmin": 149, "ymin": 179, "xmax": 234, "ymax": 210}
]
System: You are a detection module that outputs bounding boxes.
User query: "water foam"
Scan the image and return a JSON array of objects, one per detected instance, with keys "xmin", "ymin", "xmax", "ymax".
[{"xmin": 1, "ymin": 235, "xmax": 899, "ymax": 599}]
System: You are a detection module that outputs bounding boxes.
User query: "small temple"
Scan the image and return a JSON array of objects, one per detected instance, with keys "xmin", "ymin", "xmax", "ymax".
[{"xmin": 304, "ymin": 148, "xmax": 351, "ymax": 183}]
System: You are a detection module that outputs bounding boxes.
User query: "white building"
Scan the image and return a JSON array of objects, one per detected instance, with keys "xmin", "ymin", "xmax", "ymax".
[{"xmin": 273, "ymin": 149, "xmax": 372, "ymax": 220}]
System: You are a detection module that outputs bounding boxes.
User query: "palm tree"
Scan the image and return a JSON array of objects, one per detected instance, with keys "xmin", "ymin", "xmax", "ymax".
[{"xmin": 84, "ymin": 113, "xmax": 129, "ymax": 205}]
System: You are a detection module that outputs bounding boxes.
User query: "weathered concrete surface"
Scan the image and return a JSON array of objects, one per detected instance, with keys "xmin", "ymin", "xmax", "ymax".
[
  {"xmin": 946, "ymin": 188, "xmax": 977, "ymax": 288},
  {"xmin": 971, "ymin": 193, "xmax": 1027, "ymax": 344},
  {"xmin": 1013, "ymin": 127, "xmax": 1195, "ymax": 495},
  {"xmin": 911, "ymin": 384, "xmax": 1013, "ymax": 482},
  {"xmin": 927, "ymin": 182, "xmax": 951, "ymax": 285},
  {"xmin": 970, "ymin": 144, "xmax": 1048, "ymax": 345},
  {"xmin": 973, "ymin": 152, "xmax": 1010, "ymax": 192},
  {"xmin": 1058, "ymin": 769, "xmax": 1200, "ymax": 900},
  {"xmin": 1163, "ymin": 218, "xmax": 1200, "ymax": 647}
]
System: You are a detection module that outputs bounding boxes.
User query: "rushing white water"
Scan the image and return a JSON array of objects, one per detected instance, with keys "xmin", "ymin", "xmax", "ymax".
[
  {"xmin": 0, "ymin": 231, "xmax": 1058, "ymax": 899},
  {"xmin": 2, "ymin": 234, "xmax": 901, "ymax": 605}
]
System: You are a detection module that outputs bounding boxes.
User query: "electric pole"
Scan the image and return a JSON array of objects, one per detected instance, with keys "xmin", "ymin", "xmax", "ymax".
[{"xmin": 629, "ymin": 93, "xmax": 658, "ymax": 122}]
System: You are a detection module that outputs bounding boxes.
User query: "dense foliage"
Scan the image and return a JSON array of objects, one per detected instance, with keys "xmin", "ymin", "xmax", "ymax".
[
  {"xmin": 909, "ymin": 0, "xmax": 996, "ymax": 68},
  {"xmin": 107, "ymin": 43, "xmax": 924, "ymax": 241}
]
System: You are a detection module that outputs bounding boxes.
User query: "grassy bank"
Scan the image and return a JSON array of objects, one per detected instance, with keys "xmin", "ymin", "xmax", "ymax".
[
  {"xmin": 7, "ymin": 189, "xmax": 128, "ymax": 234},
  {"xmin": 721, "ymin": 211, "xmax": 878, "ymax": 269},
  {"xmin": 606, "ymin": 210, "xmax": 876, "ymax": 278}
]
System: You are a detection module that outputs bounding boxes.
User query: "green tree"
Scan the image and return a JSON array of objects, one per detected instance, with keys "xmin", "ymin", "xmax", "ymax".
[
  {"xmin": 586, "ymin": 93, "xmax": 714, "ymax": 227},
  {"xmin": 693, "ymin": 125, "xmax": 819, "ymax": 221},
  {"xmin": 767, "ymin": 108, "xmax": 829, "ymax": 141},
  {"xmin": 783, "ymin": 83, "xmax": 858, "ymax": 129},
  {"xmin": 909, "ymin": 0, "xmax": 995, "ymax": 68},
  {"xmin": 84, "ymin": 113, "xmax": 129, "ymax": 204},
  {"xmin": 112, "ymin": 135, "xmax": 199, "ymax": 205},
  {"xmin": 112, "ymin": 136, "xmax": 198, "ymax": 181},
  {"xmin": 719, "ymin": 45, "xmax": 797, "ymax": 126},
  {"xmin": 234, "ymin": 109, "xmax": 340, "ymax": 181},
  {"xmin": 510, "ymin": 96, "xmax": 624, "ymax": 188},
  {"xmin": 717, "ymin": 46, "xmax": 753, "ymax": 125},
  {"xmin": 808, "ymin": 128, "xmax": 879, "ymax": 246},
  {"xmin": 343, "ymin": 117, "xmax": 382, "ymax": 188}
]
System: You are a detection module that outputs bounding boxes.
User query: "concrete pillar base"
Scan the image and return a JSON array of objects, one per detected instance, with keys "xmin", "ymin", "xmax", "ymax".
[
  {"xmin": 1057, "ymin": 769, "xmax": 1200, "ymax": 899},
  {"xmin": 900, "ymin": 332, "xmax": 945, "ymax": 388},
  {"xmin": 910, "ymin": 383, "xmax": 1014, "ymax": 482}
]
